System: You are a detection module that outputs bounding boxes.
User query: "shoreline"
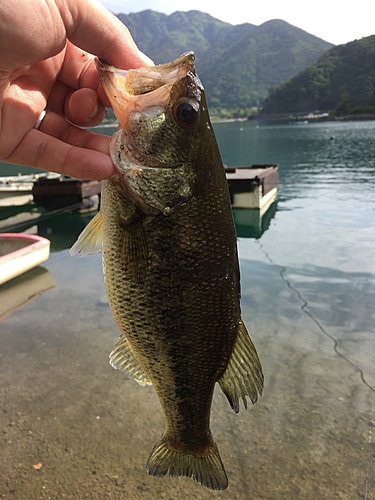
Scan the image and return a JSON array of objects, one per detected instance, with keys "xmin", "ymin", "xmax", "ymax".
[
  {"xmin": 93, "ymin": 114, "xmax": 375, "ymax": 128},
  {"xmin": 255, "ymin": 112, "xmax": 375, "ymax": 122}
]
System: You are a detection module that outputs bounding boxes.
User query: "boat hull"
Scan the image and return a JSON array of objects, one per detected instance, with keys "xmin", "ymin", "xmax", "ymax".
[{"xmin": 0, "ymin": 233, "xmax": 50, "ymax": 285}]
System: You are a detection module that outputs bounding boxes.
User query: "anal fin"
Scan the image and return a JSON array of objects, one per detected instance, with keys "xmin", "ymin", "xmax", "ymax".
[
  {"xmin": 110, "ymin": 336, "xmax": 152, "ymax": 386},
  {"xmin": 218, "ymin": 320, "xmax": 264, "ymax": 413}
]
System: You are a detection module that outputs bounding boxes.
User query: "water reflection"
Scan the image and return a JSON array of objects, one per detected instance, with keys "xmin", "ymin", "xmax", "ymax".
[
  {"xmin": 214, "ymin": 120, "xmax": 375, "ymax": 203},
  {"xmin": 233, "ymin": 201, "xmax": 277, "ymax": 239},
  {"xmin": 36, "ymin": 211, "xmax": 97, "ymax": 252},
  {"xmin": 0, "ymin": 265, "xmax": 55, "ymax": 321},
  {"xmin": 0, "ymin": 205, "xmax": 96, "ymax": 252},
  {"xmin": 1, "ymin": 245, "xmax": 373, "ymax": 499}
]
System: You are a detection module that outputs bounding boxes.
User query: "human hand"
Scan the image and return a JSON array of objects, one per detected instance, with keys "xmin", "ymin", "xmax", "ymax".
[{"xmin": 0, "ymin": 0, "xmax": 153, "ymax": 180}]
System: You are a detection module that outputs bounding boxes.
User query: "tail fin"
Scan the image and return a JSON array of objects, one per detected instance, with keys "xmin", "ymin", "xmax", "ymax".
[{"xmin": 146, "ymin": 433, "xmax": 228, "ymax": 490}]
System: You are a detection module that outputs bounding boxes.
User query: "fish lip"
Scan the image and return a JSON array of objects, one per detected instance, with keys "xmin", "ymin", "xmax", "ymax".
[
  {"xmin": 96, "ymin": 50, "xmax": 194, "ymax": 68},
  {"xmin": 96, "ymin": 57, "xmax": 109, "ymax": 67},
  {"xmin": 95, "ymin": 58, "xmax": 129, "ymax": 81},
  {"xmin": 126, "ymin": 51, "xmax": 196, "ymax": 86},
  {"xmin": 96, "ymin": 51, "xmax": 195, "ymax": 78},
  {"xmin": 95, "ymin": 51, "xmax": 199, "ymax": 101},
  {"xmin": 95, "ymin": 57, "xmax": 126, "ymax": 71}
]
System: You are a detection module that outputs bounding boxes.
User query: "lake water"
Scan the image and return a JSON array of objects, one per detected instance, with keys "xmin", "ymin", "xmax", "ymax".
[{"xmin": 0, "ymin": 119, "xmax": 374, "ymax": 499}]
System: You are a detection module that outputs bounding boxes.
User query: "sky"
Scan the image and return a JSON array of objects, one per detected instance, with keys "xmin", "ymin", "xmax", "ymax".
[{"xmin": 99, "ymin": 0, "xmax": 374, "ymax": 46}]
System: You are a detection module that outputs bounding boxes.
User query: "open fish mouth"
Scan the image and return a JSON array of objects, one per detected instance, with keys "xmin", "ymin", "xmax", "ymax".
[
  {"xmin": 96, "ymin": 52, "xmax": 202, "ymax": 133},
  {"xmin": 96, "ymin": 53, "xmax": 204, "ymax": 171},
  {"xmin": 96, "ymin": 53, "xmax": 205, "ymax": 214}
]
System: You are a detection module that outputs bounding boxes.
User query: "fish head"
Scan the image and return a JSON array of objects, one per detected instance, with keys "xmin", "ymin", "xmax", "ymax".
[{"xmin": 97, "ymin": 52, "xmax": 210, "ymax": 215}]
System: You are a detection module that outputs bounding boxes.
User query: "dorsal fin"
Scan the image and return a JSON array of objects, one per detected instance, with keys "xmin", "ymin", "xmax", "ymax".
[{"xmin": 70, "ymin": 211, "xmax": 103, "ymax": 256}]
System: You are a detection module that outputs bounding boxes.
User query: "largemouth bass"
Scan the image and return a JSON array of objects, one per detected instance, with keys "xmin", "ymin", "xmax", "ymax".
[{"xmin": 71, "ymin": 52, "xmax": 263, "ymax": 490}]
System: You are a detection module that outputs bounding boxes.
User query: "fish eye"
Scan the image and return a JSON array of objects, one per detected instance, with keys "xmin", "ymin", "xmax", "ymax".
[{"xmin": 173, "ymin": 101, "xmax": 199, "ymax": 127}]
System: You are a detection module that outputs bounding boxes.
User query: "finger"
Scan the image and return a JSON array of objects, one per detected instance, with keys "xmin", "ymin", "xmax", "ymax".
[
  {"xmin": 0, "ymin": 1, "xmax": 66, "ymax": 70},
  {"xmin": 38, "ymin": 110, "xmax": 111, "ymax": 156},
  {"xmin": 5, "ymin": 111, "xmax": 115, "ymax": 180},
  {"xmin": 45, "ymin": 79, "xmax": 70, "ymax": 117},
  {"xmin": 56, "ymin": 44, "xmax": 112, "ymax": 109},
  {"xmin": 58, "ymin": 42, "xmax": 99, "ymax": 90},
  {"xmin": 9, "ymin": 130, "xmax": 114, "ymax": 180},
  {"xmin": 65, "ymin": 88, "xmax": 107, "ymax": 127},
  {"xmin": 48, "ymin": 64, "xmax": 111, "ymax": 119},
  {"xmin": 58, "ymin": 0, "xmax": 153, "ymax": 69}
]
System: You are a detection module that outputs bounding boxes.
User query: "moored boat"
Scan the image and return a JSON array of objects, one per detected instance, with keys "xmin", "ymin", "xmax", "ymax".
[{"xmin": 0, "ymin": 233, "xmax": 50, "ymax": 285}]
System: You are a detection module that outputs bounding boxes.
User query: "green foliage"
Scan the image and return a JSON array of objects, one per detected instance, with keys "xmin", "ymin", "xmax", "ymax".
[
  {"xmin": 116, "ymin": 11, "xmax": 333, "ymax": 111},
  {"xmin": 335, "ymin": 93, "xmax": 351, "ymax": 115},
  {"xmin": 101, "ymin": 107, "xmax": 117, "ymax": 123},
  {"xmin": 334, "ymin": 92, "xmax": 375, "ymax": 116},
  {"xmin": 350, "ymin": 104, "xmax": 375, "ymax": 114},
  {"xmin": 261, "ymin": 35, "xmax": 375, "ymax": 113}
]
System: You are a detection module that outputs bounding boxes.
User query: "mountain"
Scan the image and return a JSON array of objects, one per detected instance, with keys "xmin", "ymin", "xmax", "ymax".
[
  {"xmin": 116, "ymin": 10, "xmax": 333, "ymax": 110},
  {"xmin": 261, "ymin": 35, "xmax": 375, "ymax": 114}
]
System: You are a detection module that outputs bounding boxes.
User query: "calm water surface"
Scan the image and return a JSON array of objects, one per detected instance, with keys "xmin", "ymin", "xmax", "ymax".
[{"xmin": 0, "ymin": 120, "xmax": 374, "ymax": 499}]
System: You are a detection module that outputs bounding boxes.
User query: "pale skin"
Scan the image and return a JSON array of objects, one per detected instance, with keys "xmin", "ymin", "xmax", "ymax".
[{"xmin": 0, "ymin": 0, "xmax": 153, "ymax": 180}]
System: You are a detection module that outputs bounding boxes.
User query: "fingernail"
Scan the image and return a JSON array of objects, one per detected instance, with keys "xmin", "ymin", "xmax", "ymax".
[
  {"xmin": 140, "ymin": 52, "xmax": 154, "ymax": 67},
  {"xmin": 89, "ymin": 104, "xmax": 100, "ymax": 119}
]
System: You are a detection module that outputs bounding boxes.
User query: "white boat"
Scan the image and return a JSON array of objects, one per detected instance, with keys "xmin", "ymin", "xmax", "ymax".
[
  {"xmin": 0, "ymin": 172, "xmax": 60, "ymax": 207},
  {"xmin": 0, "ymin": 233, "xmax": 50, "ymax": 285}
]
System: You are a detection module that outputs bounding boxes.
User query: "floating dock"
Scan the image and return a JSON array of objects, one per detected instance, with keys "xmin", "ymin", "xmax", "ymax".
[
  {"xmin": 0, "ymin": 173, "xmax": 60, "ymax": 207},
  {"xmin": 225, "ymin": 164, "xmax": 279, "ymax": 210},
  {"xmin": 2, "ymin": 165, "xmax": 279, "ymax": 213},
  {"xmin": 32, "ymin": 176, "xmax": 101, "ymax": 212}
]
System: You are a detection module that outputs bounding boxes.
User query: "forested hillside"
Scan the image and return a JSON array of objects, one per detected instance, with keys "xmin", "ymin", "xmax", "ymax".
[
  {"xmin": 116, "ymin": 10, "xmax": 333, "ymax": 112},
  {"xmin": 261, "ymin": 35, "xmax": 375, "ymax": 113}
]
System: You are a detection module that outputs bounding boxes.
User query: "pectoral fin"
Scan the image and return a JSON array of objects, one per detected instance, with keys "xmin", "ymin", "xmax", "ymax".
[
  {"xmin": 70, "ymin": 211, "xmax": 103, "ymax": 256},
  {"xmin": 218, "ymin": 321, "xmax": 263, "ymax": 413},
  {"xmin": 110, "ymin": 336, "xmax": 152, "ymax": 386}
]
